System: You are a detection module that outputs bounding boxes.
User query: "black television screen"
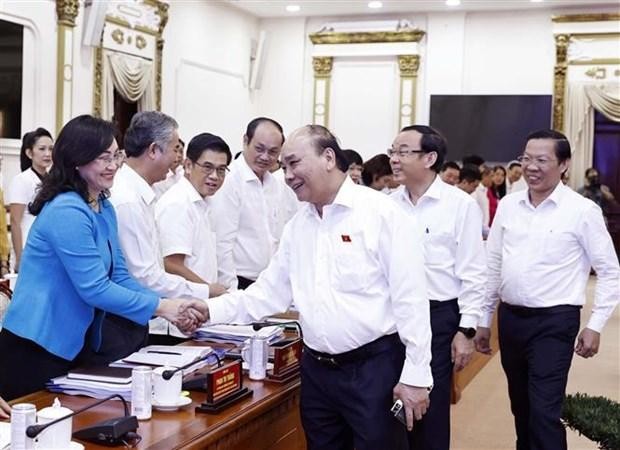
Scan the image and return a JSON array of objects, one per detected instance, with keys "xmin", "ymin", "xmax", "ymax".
[{"xmin": 429, "ymin": 95, "xmax": 552, "ymax": 163}]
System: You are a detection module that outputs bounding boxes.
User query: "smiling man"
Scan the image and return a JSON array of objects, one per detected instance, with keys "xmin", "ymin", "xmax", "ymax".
[
  {"xmin": 155, "ymin": 133, "xmax": 231, "ymax": 289},
  {"xmin": 207, "ymin": 124, "xmax": 432, "ymax": 450},
  {"xmin": 476, "ymin": 129, "xmax": 620, "ymax": 450},
  {"xmin": 211, "ymin": 117, "xmax": 291, "ymax": 290}
]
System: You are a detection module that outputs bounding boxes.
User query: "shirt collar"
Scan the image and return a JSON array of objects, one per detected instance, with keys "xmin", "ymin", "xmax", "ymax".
[
  {"xmin": 304, "ymin": 175, "xmax": 354, "ymax": 219},
  {"xmin": 121, "ymin": 164, "xmax": 156, "ymax": 206},
  {"xmin": 519, "ymin": 181, "xmax": 566, "ymax": 208},
  {"xmin": 177, "ymin": 175, "xmax": 206, "ymax": 205},
  {"xmin": 235, "ymin": 154, "xmax": 272, "ymax": 185},
  {"xmin": 397, "ymin": 174, "xmax": 442, "ymax": 207}
]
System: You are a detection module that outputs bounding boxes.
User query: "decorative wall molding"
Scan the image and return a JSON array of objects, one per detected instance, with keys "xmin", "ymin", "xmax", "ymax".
[
  {"xmin": 552, "ymin": 13, "xmax": 620, "ymax": 23},
  {"xmin": 55, "ymin": 0, "xmax": 79, "ymax": 27},
  {"xmin": 55, "ymin": 0, "xmax": 79, "ymax": 132},
  {"xmin": 398, "ymin": 55, "xmax": 420, "ymax": 129},
  {"xmin": 309, "ymin": 29, "xmax": 425, "ymax": 45},
  {"xmin": 312, "ymin": 57, "xmax": 333, "ymax": 126}
]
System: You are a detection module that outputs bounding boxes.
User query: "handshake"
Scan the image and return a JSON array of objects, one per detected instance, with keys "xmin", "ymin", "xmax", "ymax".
[{"xmin": 155, "ymin": 298, "xmax": 211, "ymax": 335}]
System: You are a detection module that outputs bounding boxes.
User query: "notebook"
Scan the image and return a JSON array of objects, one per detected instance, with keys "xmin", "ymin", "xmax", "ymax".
[{"xmin": 67, "ymin": 366, "xmax": 133, "ymax": 384}]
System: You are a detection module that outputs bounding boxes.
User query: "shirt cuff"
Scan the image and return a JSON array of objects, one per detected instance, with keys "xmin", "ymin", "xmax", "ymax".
[
  {"xmin": 189, "ymin": 282, "xmax": 210, "ymax": 300},
  {"xmin": 399, "ymin": 361, "xmax": 433, "ymax": 388},
  {"xmin": 206, "ymin": 295, "xmax": 232, "ymax": 325},
  {"xmin": 459, "ymin": 313, "xmax": 479, "ymax": 329},
  {"xmin": 586, "ymin": 313, "xmax": 607, "ymax": 334},
  {"xmin": 478, "ymin": 312, "xmax": 494, "ymax": 328}
]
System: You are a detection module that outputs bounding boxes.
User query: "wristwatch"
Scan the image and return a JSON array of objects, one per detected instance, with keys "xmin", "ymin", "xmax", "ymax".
[{"xmin": 457, "ymin": 327, "xmax": 476, "ymax": 339}]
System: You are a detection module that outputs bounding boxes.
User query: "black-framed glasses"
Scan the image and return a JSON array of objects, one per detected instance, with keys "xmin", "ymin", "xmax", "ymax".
[
  {"xmin": 193, "ymin": 161, "xmax": 229, "ymax": 177},
  {"xmin": 386, "ymin": 148, "xmax": 426, "ymax": 158}
]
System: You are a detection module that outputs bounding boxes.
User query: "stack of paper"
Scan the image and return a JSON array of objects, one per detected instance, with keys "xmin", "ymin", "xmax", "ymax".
[
  {"xmin": 46, "ymin": 371, "xmax": 132, "ymax": 400},
  {"xmin": 109, "ymin": 345, "xmax": 213, "ymax": 372},
  {"xmin": 194, "ymin": 324, "xmax": 283, "ymax": 344}
]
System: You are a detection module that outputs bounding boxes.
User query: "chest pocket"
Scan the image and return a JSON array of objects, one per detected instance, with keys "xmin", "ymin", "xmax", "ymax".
[
  {"xmin": 331, "ymin": 232, "xmax": 374, "ymax": 293},
  {"xmin": 424, "ymin": 232, "xmax": 454, "ymax": 266}
]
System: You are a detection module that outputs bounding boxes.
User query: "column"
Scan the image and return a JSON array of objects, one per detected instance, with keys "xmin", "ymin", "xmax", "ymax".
[
  {"xmin": 312, "ymin": 57, "xmax": 333, "ymax": 126},
  {"xmin": 55, "ymin": 0, "xmax": 79, "ymax": 133},
  {"xmin": 398, "ymin": 54, "xmax": 420, "ymax": 129}
]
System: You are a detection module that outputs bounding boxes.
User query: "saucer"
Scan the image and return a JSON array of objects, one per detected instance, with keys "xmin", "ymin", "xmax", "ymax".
[
  {"xmin": 152, "ymin": 395, "xmax": 192, "ymax": 411},
  {"xmin": 30, "ymin": 441, "xmax": 84, "ymax": 449}
]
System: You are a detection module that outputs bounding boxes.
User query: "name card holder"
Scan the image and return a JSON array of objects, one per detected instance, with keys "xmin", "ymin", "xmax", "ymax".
[
  {"xmin": 266, "ymin": 338, "xmax": 302, "ymax": 384},
  {"xmin": 195, "ymin": 360, "xmax": 252, "ymax": 414}
]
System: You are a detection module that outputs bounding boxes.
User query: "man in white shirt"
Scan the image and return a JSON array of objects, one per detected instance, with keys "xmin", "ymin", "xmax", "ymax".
[
  {"xmin": 211, "ymin": 117, "xmax": 291, "ymax": 290},
  {"xmin": 155, "ymin": 133, "xmax": 231, "ymax": 287},
  {"xmin": 475, "ymin": 129, "xmax": 620, "ymax": 450},
  {"xmin": 471, "ymin": 164, "xmax": 493, "ymax": 238},
  {"xmin": 207, "ymin": 125, "xmax": 432, "ymax": 450},
  {"xmin": 110, "ymin": 111, "xmax": 225, "ymax": 344},
  {"xmin": 389, "ymin": 125, "xmax": 486, "ymax": 450},
  {"xmin": 506, "ymin": 160, "xmax": 527, "ymax": 194},
  {"xmin": 456, "ymin": 164, "xmax": 482, "ymax": 195}
]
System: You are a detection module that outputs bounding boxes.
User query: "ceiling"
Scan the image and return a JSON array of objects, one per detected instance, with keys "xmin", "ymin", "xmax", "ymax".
[{"xmin": 226, "ymin": 0, "xmax": 620, "ymax": 19}]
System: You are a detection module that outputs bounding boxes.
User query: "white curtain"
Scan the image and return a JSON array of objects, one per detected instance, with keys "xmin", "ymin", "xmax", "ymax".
[
  {"xmin": 101, "ymin": 50, "xmax": 155, "ymax": 120},
  {"xmin": 565, "ymin": 81, "xmax": 620, "ymax": 189}
]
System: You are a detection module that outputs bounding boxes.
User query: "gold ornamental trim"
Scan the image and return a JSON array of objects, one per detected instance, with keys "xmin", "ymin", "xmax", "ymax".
[
  {"xmin": 398, "ymin": 55, "xmax": 419, "ymax": 77},
  {"xmin": 313, "ymin": 57, "xmax": 333, "ymax": 78},
  {"xmin": 309, "ymin": 30, "xmax": 425, "ymax": 45},
  {"xmin": 93, "ymin": 47, "xmax": 103, "ymax": 118},
  {"xmin": 105, "ymin": 16, "xmax": 159, "ymax": 37},
  {"xmin": 552, "ymin": 34, "xmax": 569, "ymax": 132},
  {"xmin": 569, "ymin": 58, "xmax": 620, "ymax": 66},
  {"xmin": 552, "ymin": 13, "xmax": 620, "ymax": 23},
  {"xmin": 55, "ymin": 0, "xmax": 79, "ymax": 27}
]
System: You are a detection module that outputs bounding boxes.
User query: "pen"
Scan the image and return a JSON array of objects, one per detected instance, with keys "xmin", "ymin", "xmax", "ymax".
[{"xmin": 147, "ymin": 350, "xmax": 182, "ymax": 355}]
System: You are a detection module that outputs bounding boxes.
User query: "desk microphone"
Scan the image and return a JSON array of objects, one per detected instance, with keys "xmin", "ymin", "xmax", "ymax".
[
  {"xmin": 26, "ymin": 393, "xmax": 140, "ymax": 446},
  {"xmin": 162, "ymin": 351, "xmax": 222, "ymax": 380},
  {"xmin": 251, "ymin": 321, "xmax": 303, "ymax": 340}
]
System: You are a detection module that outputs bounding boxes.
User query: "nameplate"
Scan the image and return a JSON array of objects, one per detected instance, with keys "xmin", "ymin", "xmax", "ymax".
[
  {"xmin": 266, "ymin": 339, "xmax": 302, "ymax": 383},
  {"xmin": 196, "ymin": 360, "xmax": 252, "ymax": 414}
]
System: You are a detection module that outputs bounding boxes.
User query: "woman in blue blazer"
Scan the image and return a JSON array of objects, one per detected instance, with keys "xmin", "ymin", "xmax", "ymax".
[{"xmin": 0, "ymin": 115, "xmax": 207, "ymax": 400}]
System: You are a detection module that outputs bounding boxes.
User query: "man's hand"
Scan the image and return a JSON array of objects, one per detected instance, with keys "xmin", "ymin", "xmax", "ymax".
[
  {"xmin": 575, "ymin": 327, "xmax": 600, "ymax": 358},
  {"xmin": 156, "ymin": 298, "xmax": 210, "ymax": 335},
  {"xmin": 393, "ymin": 383, "xmax": 430, "ymax": 431},
  {"xmin": 208, "ymin": 283, "xmax": 228, "ymax": 298},
  {"xmin": 0, "ymin": 395, "xmax": 10, "ymax": 419},
  {"xmin": 474, "ymin": 327, "xmax": 492, "ymax": 355},
  {"xmin": 452, "ymin": 332, "xmax": 474, "ymax": 371}
]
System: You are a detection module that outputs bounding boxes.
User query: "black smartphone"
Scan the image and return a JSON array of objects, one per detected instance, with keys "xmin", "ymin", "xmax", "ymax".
[{"xmin": 391, "ymin": 399, "xmax": 406, "ymax": 426}]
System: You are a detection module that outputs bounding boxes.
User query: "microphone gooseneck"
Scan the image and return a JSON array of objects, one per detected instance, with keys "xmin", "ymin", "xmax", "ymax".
[
  {"xmin": 25, "ymin": 393, "xmax": 129, "ymax": 439},
  {"xmin": 162, "ymin": 352, "xmax": 222, "ymax": 380},
  {"xmin": 251, "ymin": 321, "xmax": 303, "ymax": 340}
]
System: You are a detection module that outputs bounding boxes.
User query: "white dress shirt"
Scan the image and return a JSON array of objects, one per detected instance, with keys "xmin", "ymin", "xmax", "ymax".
[
  {"xmin": 210, "ymin": 156, "xmax": 282, "ymax": 289},
  {"xmin": 152, "ymin": 166, "xmax": 184, "ymax": 200},
  {"xmin": 208, "ymin": 177, "xmax": 433, "ymax": 387},
  {"xmin": 481, "ymin": 182, "xmax": 620, "ymax": 332},
  {"xmin": 391, "ymin": 177, "xmax": 486, "ymax": 329},
  {"xmin": 271, "ymin": 168, "xmax": 301, "ymax": 239},
  {"xmin": 110, "ymin": 164, "xmax": 211, "ymax": 336},
  {"xmin": 507, "ymin": 176, "xmax": 527, "ymax": 194},
  {"xmin": 6, "ymin": 168, "xmax": 41, "ymax": 247},
  {"xmin": 155, "ymin": 176, "xmax": 218, "ymax": 284}
]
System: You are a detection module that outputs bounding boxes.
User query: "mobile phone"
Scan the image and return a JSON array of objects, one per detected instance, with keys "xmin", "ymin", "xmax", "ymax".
[{"xmin": 390, "ymin": 399, "xmax": 406, "ymax": 426}]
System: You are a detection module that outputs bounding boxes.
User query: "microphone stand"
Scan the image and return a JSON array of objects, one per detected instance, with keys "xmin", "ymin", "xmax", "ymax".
[
  {"xmin": 26, "ymin": 394, "xmax": 140, "ymax": 446},
  {"xmin": 251, "ymin": 320, "xmax": 303, "ymax": 340},
  {"xmin": 162, "ymin": 351, "xmax": 222, "ymax": 380}
]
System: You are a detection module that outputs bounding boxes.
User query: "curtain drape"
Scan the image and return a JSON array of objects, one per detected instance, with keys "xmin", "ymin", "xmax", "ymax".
[
  {"xmin": 101, "ymin": 50, "xmax": 155, "ymax": 120},
  {"xmin": 565, "ymin": 81, "xmax": 620, "ymax": 189}
]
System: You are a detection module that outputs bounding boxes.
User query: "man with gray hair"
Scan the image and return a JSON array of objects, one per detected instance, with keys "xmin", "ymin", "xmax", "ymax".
[{"xmin": 110, "ymin": 111, "xmax": 225, "ymax": 345}]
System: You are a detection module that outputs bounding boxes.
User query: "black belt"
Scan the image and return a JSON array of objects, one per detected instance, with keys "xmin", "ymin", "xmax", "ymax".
[
  {"xmin": 429, "ymin": 298, "xmax": 457, "ymax": 310},
  {"xmin": 304, "ymin": 333, "xmax": 400, "ymax": 368},
  {"xmin": 501, "ymin": 302, "xmax": 581, "ymax": 317}
]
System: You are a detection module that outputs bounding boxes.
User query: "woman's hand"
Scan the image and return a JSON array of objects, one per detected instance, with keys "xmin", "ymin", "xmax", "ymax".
[
  {"xmin": 155, "ymin": 298, "xmax": 209, "ymax": 335},
  {"xmin": 0, "ymin": 395, "xmax": 10, "ymax": 419}
]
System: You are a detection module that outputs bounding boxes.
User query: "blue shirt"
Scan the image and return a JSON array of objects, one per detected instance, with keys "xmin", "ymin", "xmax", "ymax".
[{"xmin": 3, "ymin": 192, "xmax": 159, "ymax": 360}]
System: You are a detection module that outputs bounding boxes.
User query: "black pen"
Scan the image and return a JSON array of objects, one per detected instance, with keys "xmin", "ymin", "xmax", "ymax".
[{"xmin": 147, "ymin": 350, "xmax": 181, "ymax": 355}]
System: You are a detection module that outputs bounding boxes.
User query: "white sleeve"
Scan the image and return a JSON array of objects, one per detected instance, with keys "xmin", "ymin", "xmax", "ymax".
[
  {"xmin": 211, "ymin": 177, "xmax": 241, "ymax": 290},
  {"xmin": 480, "ymin": 202, "xmax": 505, "ymax": 327},
  {"xmin": 6, "ymin": 173, "xmax": 33, "ymax": 205},
  {"xmin": 155, "ymin": 200, "xmax": 194, "ymax": 258}
]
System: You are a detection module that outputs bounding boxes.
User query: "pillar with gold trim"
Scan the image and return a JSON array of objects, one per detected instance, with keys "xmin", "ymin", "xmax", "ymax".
[
  {"xmin": 55, "ymin": 0, "xmax": 79, "ymax": 133},
  {"xmin": 552, "ymin": 34, "xmax": 568, "ymax": 132},
  {"xmin": 398, "ymin": 55, "xmax": 420, "ymax": 130},
  {"xmin": 312, "ymin": 57, "xmax": 333, "ymax": 126}
]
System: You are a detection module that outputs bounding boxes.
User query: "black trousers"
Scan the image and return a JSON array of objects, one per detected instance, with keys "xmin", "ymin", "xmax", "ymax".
[
  {"xmin": 0, "ymin": 329, "xmax": 74, "ymax": 401},
  {"xmin": 498, "ymin": 302, "xmax": 580, "ymax": 450},
  {"xmin": 300, "ymin": 334, "xmax": 408, "ymax": 450},
  {"xmin": 409, "ymin": 299, "xmax": 459, "ymax": 450},
  {"xmin": 237, "ymin": 276, "xmax": 256, "ymax": 290}
]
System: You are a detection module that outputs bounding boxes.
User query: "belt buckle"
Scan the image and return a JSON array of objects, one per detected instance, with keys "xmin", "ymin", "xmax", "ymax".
[{"xmin": 317, "ymin": 355, "xmax": 338, "ymax": 367}]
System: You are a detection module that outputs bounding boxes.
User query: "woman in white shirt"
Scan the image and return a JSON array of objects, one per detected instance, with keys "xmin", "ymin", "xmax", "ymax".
[{"xmin": 7, "ymin": 128, "xmax": 53, "ymax": 271}]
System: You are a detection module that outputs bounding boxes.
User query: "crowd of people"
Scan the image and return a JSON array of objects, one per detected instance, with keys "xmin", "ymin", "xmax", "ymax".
[{"xmin": 0, "ymin": 112, "xmax": 618, "ymax": 450}]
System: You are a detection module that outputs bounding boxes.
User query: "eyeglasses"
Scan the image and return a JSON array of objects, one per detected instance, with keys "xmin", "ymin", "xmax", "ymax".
[
  {"xmin": 193, "ymin": 161, "xmax": 229, "ymax": 177},
  {"xmin": 96, "ymin": 151, "xmax": 124, "ymax": 165},
  {"xmin": 386, "ymin": 148, "xmax": 426, "ymax": 158},
  {"xmin": 254, "ymin": 145, "xmax": 281, "ymax": 158},
  {"xmin": 517, "ymin": 155, "xmax": 557, "ymax": 167}
]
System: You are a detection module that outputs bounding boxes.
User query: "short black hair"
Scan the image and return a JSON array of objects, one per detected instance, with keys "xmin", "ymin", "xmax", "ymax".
[
  {"xmin": 20, "ymin": 127, "xmax": 53, "ymax": 171},
  {"xmin": 187, "ymin": 133, "xmax": 232, "ymax": 165},
  {"xmin": 462, "ymin": 154, "xmax": 485, "ymax": 167},
  {"xmin": 299, "ymin": 125, "xmax": 349, "ymax": 172},
  {"xmin": 245, "ymin": 117, "xmax": 284, "ymax": 146},
  {"xmin": 342, "ymin": 149, "xmax": 363, "ymax": 167},
  {"xmin": 526, "ymin": 129, "xmax": 571, "ymax": 164},
  {"xmin": 459, "ymin": 164, "xmax": 482, "ymax": 183},
  {"xmin": 508, "ymin": 161, "xmax": 521, "ymax": 170},
  {"xmin": 441, "ymin": 161, "xmax": 460, "ymax": 173},
  {"xmin": 400, "ymin": 125, "xmax": 446, "ymax": 173},
  {"xmin": 362, "ymin": 154, "xmax": 392, "ymax": 187}
]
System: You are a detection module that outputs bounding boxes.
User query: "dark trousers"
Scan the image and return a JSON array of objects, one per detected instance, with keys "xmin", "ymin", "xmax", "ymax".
[
  {"xmin": 0, "ymin": 329, "xmax": 74, "ymax": 400},
  {"xmin": 237, "ymin": 276, "xmax": 256, "ymax": 290},
  {"xmin": 409, "ymin": 299, "xmax": 459, "ymax": 450},
  {"xmin": 498, "ymin": 302, "xmax": 580, "ymax": 450},
  {"xmin": 300, "ymin": 334, "xmax": 408, "ymax": 450}
]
